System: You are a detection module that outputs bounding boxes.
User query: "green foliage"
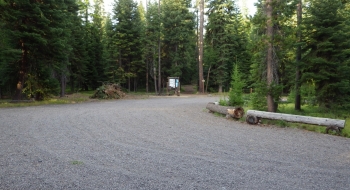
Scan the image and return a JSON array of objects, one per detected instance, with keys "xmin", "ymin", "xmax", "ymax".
[
  {"xmin": 250, "ymin": 93, "xmax": 267, "ymax": 111},
  {"xmin": 228, "ymin": 64, "xmax": 245, "ymax": 106},
  {"xmin": 219, "ymin": 98, "xmax": 228, "ymax": 106},
  {"xmin": 249, "ymin": 0, "xmax": 298, "ymax": 111},
  {"xmin": 111, "ymin": 0, "xmax": 144, "ymax": 91},
  {"xmin": 288, "ymin": 80, "xmax": 317, "ymax": 106},
  {"xmin": 161, "ymin": 0, "xmax": 196, "ymax": 81},
  {"xmin": 303, "ymin": 0, "xmax": 350, "ymax": 109},
  {"xmin": 218, "ymin": 92, "xmax": 228, "ymax": 106},
  {"xmin": 205, "ymin": 0, "xmax": 250, "ymax": 92},
  {"xmin": 0, "ymin": 0, "xmax": 85, "ymax": 99}
]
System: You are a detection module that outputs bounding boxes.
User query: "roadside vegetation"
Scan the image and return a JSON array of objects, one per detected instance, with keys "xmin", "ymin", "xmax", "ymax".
[{"xmin": 216, "ymin": 92, "xmax": 350, "ymax": 138}]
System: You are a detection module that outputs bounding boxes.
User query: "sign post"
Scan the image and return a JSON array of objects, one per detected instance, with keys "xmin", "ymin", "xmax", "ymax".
[{"xmin": 167, "ymin": 77, "xmax": 180, "ymax": 96}]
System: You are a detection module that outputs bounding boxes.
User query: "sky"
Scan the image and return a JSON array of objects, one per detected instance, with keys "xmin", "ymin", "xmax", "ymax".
[{"xmin": 103, "ymin": 0, "xmax": 257, "ymax": 16}]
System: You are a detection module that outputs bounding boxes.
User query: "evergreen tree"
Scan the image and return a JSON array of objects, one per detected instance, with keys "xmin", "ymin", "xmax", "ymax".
[
  {"xmin": 68, "ymin": 0, "xmax": 89, "ymax": 92},
  {"xmin": 0, "ymin": 3, "xmax": 21, "ymax": 98},
  {"xmin": 90, "ymin": 0, "xmax": 106, "ymax": 89},
  {"xmin": 1, "ymin": 0, "xmax": 51, "ymax": 100},
  {"xmin": 205, "ymin": 0, "xmax": 248, "ymax": 93},
  {"xmin": 228, "ymin": 63, "xmax": 245, "ymax": 106},
  {"xmin": 144, "ymin": 1, "xmax": 161, "ymax": 93},
  {"xmin": 249, "ymin": 0, "xmax": 297, "ymax": 111},
  {"xmin": 112, "ymin": 0, "xmax": 144, "ymax": 91},
  {"xmin": 162, "ymin": 0, "xmax": 197, "ymax": 84},
  {"xmin": 103, "ymin": 15, "xmax": 119, "ymax": 84},
  {"xmin": 303, "ymin": 0, "xmax": 350, "ymax": 108}
]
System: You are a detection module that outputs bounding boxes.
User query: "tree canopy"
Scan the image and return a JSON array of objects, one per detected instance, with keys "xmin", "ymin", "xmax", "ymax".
[{"xmin": 0, "ymin": 0, "xmax": 349, "ymax": 111}]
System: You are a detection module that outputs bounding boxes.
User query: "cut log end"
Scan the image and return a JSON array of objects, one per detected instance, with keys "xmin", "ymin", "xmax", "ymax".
[
  {"xmin": 246, "ymin": 115, "xmax": 258, "ymax": 125},
  {"xmin": 227, "ymin": 108, "xmax": 244, "ymax": 119}
]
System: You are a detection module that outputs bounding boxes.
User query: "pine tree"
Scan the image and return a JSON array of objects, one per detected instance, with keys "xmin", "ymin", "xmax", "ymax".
[
  {"xmin": 112, "ymin": 0, "xmax": 144, "ymax": 92},
  {"xmin": 67, "ymin": 0, "xmax": 89, "ymax": 93},
  {"xmin": 162, "ymin": 0, "xmax": 196, "ymax": 83},
  {"xmin": 0, "ymin": 4, "xmax": 21, "ymax": 98},
  {"xmin": 303, "ymin": 0, "xmax": 350, "ymax": 108},
  {"xmin": 228, "ymin": 63, "xmax": 245, "ymax": 106},
  {"xmin": 205, "ymin": 0, "xmax": 248, "ymax": 93},
  {"xmin": 1, "ymin": 0, "xmax": 51, "ymax": 100},
  {"xmin": 249, "ymin": 0, "xmax": 297, "ymax": 111},
  {"xmin": 144, "ymin": 1, "xmax": 161, "ymax": 93}
]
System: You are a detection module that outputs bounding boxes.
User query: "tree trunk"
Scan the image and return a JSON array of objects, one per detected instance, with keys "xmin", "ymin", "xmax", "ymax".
[
  {"xmin": 158, "ymin": 0, "xmax": 161, "ymax": 95},
  {"xmin": 146, "ymin": 59, "xmax": 149, "ymax": 93},
  {"xmin": 153, "ymin": 48, "xmax": 158, "ymax": 95},
  {"xmin": 218, "ymin": 84, "xmax": 222, "ymax": 93},
  {"xmin": 70, "ymin": 77, "xmax": 75, "ymax": 93},
  {"xmin": 14, "ymin": 41, "xmax": 27, "ymax": 100},
  {"xmin": 246, "ymin": 110, "xmax": 345, "ymax": 128},
  {"xmin": 206, "ymin": 102, "xmax": 244, "ymax": 119},
  {"xmin": 205, "ymin": 65, "xmax": 211, "ymax": 93},
  {"xmin": 60, "ymin": 72, "xmax": 66, "ymax": 97},
  {"xmin": 128, "ymin": 76, "xmax": 130, "ymax": 92},
  {"xmin": 295, "ymin": 0, "xmax": 302, "ymax": 110},
  {"xmin": 266, "ymin": 0, "xmax": 275, "ymax": 112},
  {"xmin": 198, "ymin": 0, "xmax": 204, "ymax": 94}
]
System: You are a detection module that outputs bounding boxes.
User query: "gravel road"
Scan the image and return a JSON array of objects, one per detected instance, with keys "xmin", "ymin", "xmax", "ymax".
[{"xmin": 1, "ymin": 95, "xmax": 350, "ymax": 190}]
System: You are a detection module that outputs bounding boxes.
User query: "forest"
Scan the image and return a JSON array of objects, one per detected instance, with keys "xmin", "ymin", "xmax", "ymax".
[{"xmin": 0, "ymin": 0, "xmax": 350, "ymax": 111}]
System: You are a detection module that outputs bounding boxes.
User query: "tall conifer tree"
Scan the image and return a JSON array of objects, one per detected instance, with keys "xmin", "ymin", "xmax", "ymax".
[{"xmin": 303, "ymin": 0, "xmax": 350, "ymax": 108}]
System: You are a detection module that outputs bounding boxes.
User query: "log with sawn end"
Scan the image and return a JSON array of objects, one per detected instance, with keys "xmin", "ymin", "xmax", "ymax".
[
  {"xmin": 206, "ymin": 102, "xmax": 244, "ymax": 119},
  {"xmin": 246, "ymin": 110, "xmax": 345, "ymax": 128}
]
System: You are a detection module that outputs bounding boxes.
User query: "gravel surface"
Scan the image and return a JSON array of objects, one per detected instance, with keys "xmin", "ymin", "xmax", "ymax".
[{"xmin": 1, "ymin": 95, "xmax": 350, "ymax": 190}]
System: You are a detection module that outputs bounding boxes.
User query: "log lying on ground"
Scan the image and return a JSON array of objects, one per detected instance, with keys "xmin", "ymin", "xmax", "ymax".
[
  {"xmin": 246, "ymin": 110, "xmax": 345, "ymax": 129},
  {"xmin": 206, "ymin": 102, "xmax": 244, "ymax": 119}
]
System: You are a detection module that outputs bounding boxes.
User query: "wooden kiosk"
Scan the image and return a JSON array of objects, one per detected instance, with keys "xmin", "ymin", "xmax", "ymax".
[{"xmin": 167, "ymin": 77, "xmax": 180, "ymax": 96}]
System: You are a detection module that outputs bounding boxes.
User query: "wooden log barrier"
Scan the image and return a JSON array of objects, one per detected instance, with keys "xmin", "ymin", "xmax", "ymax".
[
  {"xmin": 206, "ymin": 102, "xmax": 244, "ymax": 119},
  {"xmin": 246, "ymin": 110, "xmax": 345, "ymax": 133}
]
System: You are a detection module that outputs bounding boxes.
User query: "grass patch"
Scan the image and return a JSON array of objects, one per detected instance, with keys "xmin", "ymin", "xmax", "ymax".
[
  {"xmin": 0, "ymin": 91, "xmax": 154, "ymax": 108},
  {"xmin": 0, "ymin": 92, "xmax": 95, "ymax": 108},
  {"xmin": 70, "ymin": 160, "xmax": 84, "ymax": 165}
]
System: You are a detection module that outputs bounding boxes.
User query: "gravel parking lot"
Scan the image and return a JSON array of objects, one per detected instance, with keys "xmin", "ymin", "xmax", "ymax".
[{"xmin": 1, "ymin": 95, "xmax": 350, "ymax": 189}]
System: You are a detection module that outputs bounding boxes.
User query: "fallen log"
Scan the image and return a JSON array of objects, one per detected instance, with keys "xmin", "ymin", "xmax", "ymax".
[
  {"xmin": 206, "ymin": 102, "xmax": 244, "ymax": 119},
  {"xmin": 246, "ymin": 110, "xmax": 345, "ymax": 129}
]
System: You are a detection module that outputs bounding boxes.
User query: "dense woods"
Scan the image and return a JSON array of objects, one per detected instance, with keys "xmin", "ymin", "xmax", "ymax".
[{"xmin": 0, "ymin": 0, "xmax": 350, "ymax": 111}]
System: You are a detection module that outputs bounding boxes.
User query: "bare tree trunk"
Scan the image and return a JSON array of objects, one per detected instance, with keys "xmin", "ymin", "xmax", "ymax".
[
  {"xmin": 205, "ymin": 65, "xmax": 211, "ymax": 93},
  {"xmin": 266, "ymin": 0, "xmax": 275, "ymax": 112},
  {"xmin": 146, "ymin": 0, "xmax": 148, "ymax": 93},
  {"xmin": 14, "ymin": 40, "xmax": 27, "ymax": 100},
  {"xmin": 134, "ymin": 78, "xmax": 137, "ymax": 92},
  {"xmin": 70, "ymin": 77, "xmax": 75, "ymax": 93},
  {"xmin": 158, "ymin": 0, "xmax": 161, "ymax": 95},
  {"xmin": 295, "ymin": 0, "xmax": 302, "ymax": 110},
  {"xmin": 146, "ymin": 59, "xmax": 149, "ymax": 93},
  {"xmin": 128, "ymin": 77, "xmax": 130, "ymax": 92},
  {"xmin": 60, "ymin": 72, "xmax": 66, "ymax": 97},
  {"xmin": 218, "ymin": 84, "xmax": 222, "ymax": 93},
  {"xmin": 153, "ymin": 48, "xmax": 158, "ymax": 95},
  {"xmin": 198, "ymin": 0, "xmax": 204, "ymax": 94}
]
